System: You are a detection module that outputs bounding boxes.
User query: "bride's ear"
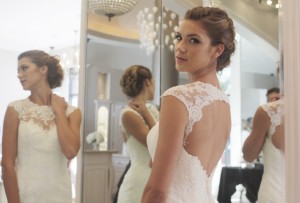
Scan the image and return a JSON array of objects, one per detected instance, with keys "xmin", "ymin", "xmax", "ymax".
[
  {"xmin": 214, "ymin": 43, "xmax": 225, "ymax": 58},
  {"xmin": 39, "ymin": 65, "xmax": 48, "ymax": 75},
  {"xmin": 144, "ymin": 79, "xmax": 151, "ymax": 87}
]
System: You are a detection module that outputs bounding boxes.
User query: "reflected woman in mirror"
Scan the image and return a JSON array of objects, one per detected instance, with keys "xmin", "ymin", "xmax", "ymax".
[
  {"xmin": 1, "ymin": 50, "xmax": 82, "ymax": 203},
  {"xmin": 142, "ymin": 6, "xmax": 235, "ymax": 203},
  {"xmin": 118, "ymin": 65, "xmax": 159, "ymax": 203},
  {"xmin": 242, "ymin": 97, "xmax": 284, "ymax": 203},
  {"xmin": 266, "ymin": 87, "xmax": 280, "ymax": 103}
]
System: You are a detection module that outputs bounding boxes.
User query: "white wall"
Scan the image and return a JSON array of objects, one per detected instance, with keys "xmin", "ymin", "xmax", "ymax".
[
  {"xmin": 0, "ymin": 49, "xmax": 29, "ymax": 139},
  {"xmin": 241, "ymin": 88, "xmax": 269, "ymax": 119}
]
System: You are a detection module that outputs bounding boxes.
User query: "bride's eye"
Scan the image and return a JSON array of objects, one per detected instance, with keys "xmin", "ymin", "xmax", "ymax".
[
  {"xmin": 174, "ymin": 33, "xmax": 182, "ymax": 41},
  {"xmin": 189, "ymin": 38, "xmax": 200, "ymax": 44},
  {"xmin": 18, "ymin": 65, "xmax": 28, "ymax": 73}
]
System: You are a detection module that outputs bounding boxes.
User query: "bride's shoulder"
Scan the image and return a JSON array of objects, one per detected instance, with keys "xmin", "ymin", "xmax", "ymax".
[{"xmin": 162, "ymin": 81, "xmax": 220, "ymax": 97}]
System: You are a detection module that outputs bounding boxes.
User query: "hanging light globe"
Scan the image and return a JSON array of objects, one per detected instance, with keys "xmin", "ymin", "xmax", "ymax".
[{"xmin": 89, "ymin": 0, "xmax": 140, "ymax": 21}]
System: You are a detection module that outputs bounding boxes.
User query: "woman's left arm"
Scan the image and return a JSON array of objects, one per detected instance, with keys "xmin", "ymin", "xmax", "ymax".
[
  {"xmin": 51, "ymin": 94, "xmax": 82, "ymax": 160},
  {"xmin": 142, "ymin": 96, "xmax": 187, "ymax": 203},
  {"xmin": 242, "ymin": 106, "xmax": 270, "ymax": 162}
]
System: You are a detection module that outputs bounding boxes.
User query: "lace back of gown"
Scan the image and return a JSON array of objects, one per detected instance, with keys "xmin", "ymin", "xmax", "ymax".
[
  {"xmin": 258, "ymin": 99, "xmax": 285, "ymax": 203},
  {"xmin": 147, "ymin": 82, "xmax": 230, "ymax": 203}
]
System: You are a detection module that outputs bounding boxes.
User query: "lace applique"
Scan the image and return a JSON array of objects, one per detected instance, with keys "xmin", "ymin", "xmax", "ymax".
[
  {"xmin": 262, "ymin": 99, "xmax": 284, "ymax": 137},
  {"xmin": 162, "ymin": 81, "xmax": 229, "ymax": 146},
  {"xmin": 9, "ymin": 98, "xmax": 76, "ymax": 131}
]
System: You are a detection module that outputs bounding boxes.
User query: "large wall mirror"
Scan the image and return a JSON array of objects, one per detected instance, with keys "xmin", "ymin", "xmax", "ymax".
[
  {"xmin": 81, "ymin": 0, "xmax": 282, "ymax": 202},
  {"xmin": 82, "ymin": 0, "xmax": 162, "ymax": 202}
]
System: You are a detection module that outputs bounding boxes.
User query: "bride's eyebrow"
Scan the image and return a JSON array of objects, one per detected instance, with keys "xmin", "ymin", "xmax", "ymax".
[
  {"xmin": 176, "ymin": 31, "xmax": 201, "ymax": 38},
  {"xmin": 186, "ymin": 33, "xmax": 201, "ymax": 38},
  {"xmin": 17, "ymin": 64, "xmax": 27, "ymax": 70}
]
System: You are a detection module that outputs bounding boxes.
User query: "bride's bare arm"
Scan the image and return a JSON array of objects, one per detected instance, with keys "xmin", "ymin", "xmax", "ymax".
[
  {"xmin": 122, "ymin": 109, "xmax": 154, "ymax": 146},
  {"xmin": 242, "ymin": 106, "xmax": 270, "ymax": 162},
  {"xmin": 1, "ymin": 107, "xmax": 21, "ymax": 203},
  {"xmin": 51, "ymin": 94, "xmax": 81, "ymax": 160}
]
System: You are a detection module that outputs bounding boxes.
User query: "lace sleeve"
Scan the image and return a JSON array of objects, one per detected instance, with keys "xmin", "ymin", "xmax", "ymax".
[
  {"xmin": 162, "ymin": 85, "xmax": 191, "ymax": 115},
  {"xmin": 8, "ymin": 99, "xmax": 24, "ymax": 116},
  {"xmin": 162, "ymin": 84, "xmax": 209, "ymax": 138},
  {"xmin": 66, "ymin": 105, "xmax": 78, "ymax": 116},
  {"xmin": 261, "ymin": 100, "xmax": 283, "ymax": 136}
]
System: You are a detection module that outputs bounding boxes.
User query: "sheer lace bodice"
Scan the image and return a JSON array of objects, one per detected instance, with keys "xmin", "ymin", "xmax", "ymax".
[
  {"xmin": 258, "ymin": 99, "xmax": 285, "ymax": 203},
  {"xmin": 9, "ymin": 98, "xmax": 77, "ymax": 203},
  {"xmin": 147, "ymin": 81, "xmax": 229, "ymax": 203}
]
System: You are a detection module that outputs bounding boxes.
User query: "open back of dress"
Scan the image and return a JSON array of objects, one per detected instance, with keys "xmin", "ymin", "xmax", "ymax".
[{"xmin": 147, "ymin": 82, "xmax": 230, "ymax": 203}]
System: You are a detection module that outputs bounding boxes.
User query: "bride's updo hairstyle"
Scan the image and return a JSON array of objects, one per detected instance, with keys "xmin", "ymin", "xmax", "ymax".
[
  {"xmin": 18, "ymin": 50, "xmax": 64, "ymax": 89},
  {"xmin": 120, "ymin": 65, "xmax": 152, "ymax": 98},
  {"xmin": 184, "ymin": 6, "xmax": 236, "ymax": 71}
]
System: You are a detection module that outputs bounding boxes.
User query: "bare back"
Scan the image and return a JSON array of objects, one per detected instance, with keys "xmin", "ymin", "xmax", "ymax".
[
  {"xmin": 185, "ymin": 100, "xmax": 230, "ymax": 175},
  {"xmin": 163, "ymin": 81, "xmax": 230, "ymax": 175}
]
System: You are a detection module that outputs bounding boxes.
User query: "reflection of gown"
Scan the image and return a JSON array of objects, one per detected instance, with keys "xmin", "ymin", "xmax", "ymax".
[
  {"xmin": 147, "ymin": 81, "xmax": 229, "ymax": 203},
  {"xmin": 258, "ymin": 99, "xmax": 284, "ymax": 203},
  {"xmin": 117, "ymin": 104, "xmax": 159, "ymax": 203},
  {"xmin": 9, "ymin": 98, "xmax": 77, "ymax": 203}
]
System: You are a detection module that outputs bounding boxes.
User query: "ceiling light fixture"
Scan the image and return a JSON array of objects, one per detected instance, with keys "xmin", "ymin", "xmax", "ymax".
[
  {"xmin": 258, "ymin": 0, "xmax": 279, "ymax": 9},
  {"xmin": 137, "ymin": 7, "xmax": 178, "ymax": 55},
  {"xmin": 89, "ymin": 0, "xmax": 139, "ymax": 21}
]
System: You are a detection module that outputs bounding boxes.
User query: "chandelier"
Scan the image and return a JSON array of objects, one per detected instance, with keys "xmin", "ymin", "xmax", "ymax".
[
  {"xmin": 89, "ymin": 0, "xmax": 140, "ymax": 21},
  {"xmin": 258, "ymin": 0, "xmax": 279, "ymax": 8},
  {"xmin": 136, "ymin": 7, "xmax": 178, "ymax": 55}
]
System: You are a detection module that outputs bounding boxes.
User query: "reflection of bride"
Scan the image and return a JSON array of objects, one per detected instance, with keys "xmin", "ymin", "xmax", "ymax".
[
  {"xmin": 243, "ymin": 99, "xmax": 284, "ymax": 203},
  {"xmin": 117, "ymin": 65, "xmax": 159, "ymax": 203}
]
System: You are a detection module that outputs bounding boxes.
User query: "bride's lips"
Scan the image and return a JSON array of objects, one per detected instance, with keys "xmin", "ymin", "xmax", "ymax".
[
  {"xmin": 20, "ymin": 80, "xmax": 26, "ymax": 86},
  {"xmin": 175, "ymin": 56, "xmax": 187, "ymax": 64}
]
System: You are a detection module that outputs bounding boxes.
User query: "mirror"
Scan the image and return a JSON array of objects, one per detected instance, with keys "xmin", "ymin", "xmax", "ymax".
[
  {"xmin": 81, "ymin": 0, "xmax": 163, "ymax": 202},
  {"xmin": 0, "ymin": 1, "xmax": 82, "ymax": 203},
  {"xmin": 81, "ymin": 0, "xmax": 281, "ymax": 202},
  {"xmin": 84, "ymin": 0, "xmax": 161, "ymax": 151}
]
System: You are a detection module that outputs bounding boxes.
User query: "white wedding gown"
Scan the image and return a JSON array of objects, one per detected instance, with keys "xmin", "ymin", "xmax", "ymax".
[
  {"xmin": 258, "ymin": 99, "xmax": 285, "ymax": 203},
  {"xmin": 118, "ymin": 104, "xmax": 159, "ymax": 203},
  {"xmin": 9, "ymin": 98, "xmax": 77, "ymax": 203},
  {"xmin": 147, "ymin": 81, "xmax": 229, "ymax": 203}
]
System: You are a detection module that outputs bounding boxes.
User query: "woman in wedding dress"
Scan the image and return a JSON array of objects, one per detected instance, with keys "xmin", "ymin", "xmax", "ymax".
[
  {"xmin": 1, "ymin": 50, "xmax": 82, "ymax": 203},
  {"xmin": 117, "ymin": 65, "xmax": 159, "ymax": 203},
  {"xmin": 243, "ymin": 98, "xmax": 285, "ymax": 203},
  {"xmin": 141, "ymin": 6, "xmax": 236, "ymax": 203}
]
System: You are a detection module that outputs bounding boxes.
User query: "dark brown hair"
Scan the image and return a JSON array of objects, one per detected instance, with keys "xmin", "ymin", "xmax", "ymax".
[
  {"xmin": 18, "ymin": 50, "xmax": 64, "ymax": 89},
  {"xmin": 120, "ymin": 65, "xmax": 152, "ymax": 98},
  {"xmin": 266, "ymin": 87, "xmax": 280, "ymax": 96},
  {"xmin": 184, "ymin": 6, "xmax": 236, "ymax": 71}
]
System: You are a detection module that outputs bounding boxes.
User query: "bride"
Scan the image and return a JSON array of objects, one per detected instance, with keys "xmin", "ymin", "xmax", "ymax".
[{"xmin": 142, "ymin": 6, "xmax": 236, "ymax": 203}]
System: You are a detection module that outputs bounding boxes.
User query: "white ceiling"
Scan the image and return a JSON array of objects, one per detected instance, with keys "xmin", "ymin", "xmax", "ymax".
[{"xmin": 0, "ymin": 0, "xmax": 81, "ymax": 52}]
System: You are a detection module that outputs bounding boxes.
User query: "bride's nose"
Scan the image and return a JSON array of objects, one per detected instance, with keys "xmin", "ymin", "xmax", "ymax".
[{"xmin": 175, "ymin": 41, "xmax": 187, "ymax": 53}]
